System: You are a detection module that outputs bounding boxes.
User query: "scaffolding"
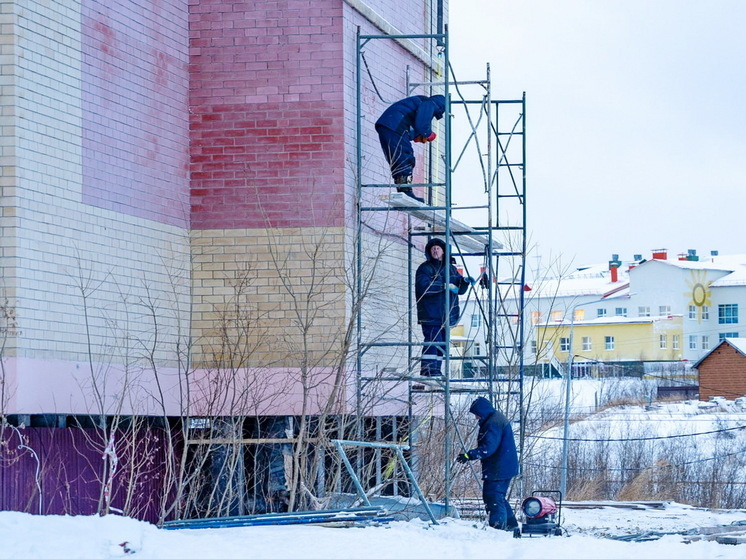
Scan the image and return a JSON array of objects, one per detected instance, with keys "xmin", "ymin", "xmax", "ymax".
[{"xmin": 354, "ymin": 25, "xmax": 527, "ymax": 513}]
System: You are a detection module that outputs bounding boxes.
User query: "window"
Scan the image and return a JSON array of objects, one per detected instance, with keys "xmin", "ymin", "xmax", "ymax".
[
  {"xmin": 550, "ymin": 310, "xmax": 562, "ymax": 322},
  {"xmin": 573, "ymin": 309, "xmax": 585, "ymax": 321},
  {"xmin": 702, "ymin": 335, "xmax": 709, "ymax": 350},
  {"xmin": 718, "ymin": 304, "xmax": 739, "ymax": 324},
  {"xmin": 470, "ymin": 314, "xmax": 481, "ymax": 328},
  {"xmin": 582, "ymin": 336, "xmax": 592, "ymax": 351},
  {"xmin": 474, "ymin": 343, "xmax": 481, "ymax": 356},
  {"xmin": 597, "ymin": 308, "xmax": 607, "ymax": 318},
  {"xmin": 688, "ymin": 305, "xmax": 697, "ymax": 319},
  {"xmin": 615, "ymin": 307, "xmax": 627, "ymax": 317},
  {"xmin": 560, "ymin": 337, "xmax": 570, "ymax": 352},
  {"xmin": 638, "ymin": 306, "xmax": 650, "ymax": 317},
  {"xmin": 530, "ymin": 340, "xmax": 536, "ymax": 354},
  {"xmin": 719, "ymin": 332, "xmax": 739, "ymax": 341},
  {"xmin": 702, "ymin": 306, "xmax": 710, "ymax": 320},
  {"xmin": 659, "ymin": 335, "xmax": 667, "ymax": 349},
  {"xmin": 659, "ymin": 305, "xmax": 671, "ymax": 316},
  {"xmin": 689, "ymin": 335, "xmax": 697, "ymax": 350},
  {"xmin": 605, "ymin": 336, "xmax": 615, "ymax": 350},
  {"xmin": 673, "ymin": 334, "xmax": 680, "ymax": 350},
  {"xmin": 531, "ymin": 311, "xmax": 542, "ymax": 325}
]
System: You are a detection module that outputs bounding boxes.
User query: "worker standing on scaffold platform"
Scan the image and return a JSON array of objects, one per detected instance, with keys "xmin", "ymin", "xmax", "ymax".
[
  {"xmin": 457, "ymin": 397, "xmax": 520, "ymax": 531},
  {"xmin": 375, "ymin": 94, "xmax": 445, "ymax": 203},
  {"xmin": 415, "ymin": 237, "xmax": 473, "ymax": 377}
]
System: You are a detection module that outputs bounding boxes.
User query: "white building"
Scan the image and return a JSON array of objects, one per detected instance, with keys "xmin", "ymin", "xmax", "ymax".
[{"xmin": 460, "ymin": 249, "xmax": 746, "ymax": 378}]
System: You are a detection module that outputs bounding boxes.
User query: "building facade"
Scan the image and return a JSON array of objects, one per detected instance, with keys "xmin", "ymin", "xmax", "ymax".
[
  {"xmin": 0, "ymin": 0, "xmax": 446, "ymax": 420},
  {"xmin": 0, "ymin": 0, "xmax": 452, "ymax": 519}
]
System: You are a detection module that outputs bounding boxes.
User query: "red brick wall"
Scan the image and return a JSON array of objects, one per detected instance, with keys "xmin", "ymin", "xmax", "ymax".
[
  {"xmin": 189, "ymin": 0, "xmax": 345, "ymax": 229},
  {"xmin": 342, "ymin": 1, "xmax": 443, "ymax": 234},
  {"xmin": 81, "ymin": 0, "xmax": 191, "ymax": 227},
  {"xmin": 697, "ymin": 343, "xmax": 746, "ymax": 401}
]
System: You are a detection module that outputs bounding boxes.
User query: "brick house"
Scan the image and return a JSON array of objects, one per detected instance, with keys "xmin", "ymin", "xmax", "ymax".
[{"xmin": 693, "ymin": 338, "xmax": 746, "ymax": 401}]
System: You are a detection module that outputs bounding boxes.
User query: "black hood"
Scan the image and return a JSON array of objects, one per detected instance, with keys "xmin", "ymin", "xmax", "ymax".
[{"xmin": 424, "ymin": 238, "xmax": 446, "ymax": 262}]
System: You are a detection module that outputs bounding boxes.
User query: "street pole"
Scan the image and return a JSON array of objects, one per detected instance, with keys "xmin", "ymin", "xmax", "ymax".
[
  {"xmin": 559, "ymin": 308, "xmax": 576, "ymax": 500},
  {"xmin": 559, "ymin": 297, "xmax": 607, "ymax": 499}
]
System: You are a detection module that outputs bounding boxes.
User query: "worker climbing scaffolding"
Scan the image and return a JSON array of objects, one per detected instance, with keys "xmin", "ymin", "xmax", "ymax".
[
  {"xmin": 415, "ymin": 237, "xmax": 474, "ymax": 376},
  {"xmin": 356, "ymin": 26, "xmax": 528, "ymax": 518},
  {"xmin": 374, "ymin": 94, "xmax": 446, "ymax": 203}
]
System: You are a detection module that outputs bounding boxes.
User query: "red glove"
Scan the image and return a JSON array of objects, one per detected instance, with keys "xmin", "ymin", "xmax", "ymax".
[
  {"xmin": 413, "ymin": 136, "xmax": 425, "ymax": 143},
  {"xmin": 425, "ymin": 132, "xmax": 437, "ymax": 142}
]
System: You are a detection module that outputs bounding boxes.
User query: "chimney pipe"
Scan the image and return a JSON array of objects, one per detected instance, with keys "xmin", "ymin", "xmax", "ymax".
[
  {"xmin": 609, "ymin": 254, "xmax": 621, "ymax": 283},
  {"xmin": 629, "ymin": 254, "xmax": 642, "ymax": 271}
]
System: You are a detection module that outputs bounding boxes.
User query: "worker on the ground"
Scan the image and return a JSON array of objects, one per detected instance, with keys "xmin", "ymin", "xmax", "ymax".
[
  {"xmin": 415, "ymin": 238, "xmax": 472, "ymax": 376},
  {"xmin": 457, "ymin": 397, "xmax": 520, "ymax": 531},
  {"xmin": 375, "ymin": 94, "xmax": 446, "ymax": 203}
]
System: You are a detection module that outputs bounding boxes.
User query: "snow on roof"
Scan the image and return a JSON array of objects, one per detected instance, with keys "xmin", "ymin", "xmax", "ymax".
[
  {"xmin": 693, "ymin": 336, "xmax": 746, "ymax": 368},
  {"xmin": 530, "ymin": 254, "xmax": 746, "ymax": 297},
  {"xmin": 638, "ymin": 254, "xmax": 746, "ymax": 271},
  {"xmin": 726, "ymin": 337, "xmax": 746, "ymax": 354},
  {"xmin": 540, "ymin": 314, "xmax": 680, "ymax": 328},
  {"xmin": 710, "ymin": 263, "xmax": 746, "ymax": 287},
  {"xmin": 530, "ymin": 262, "xmax": 631, "ymax": 298},
  {"xmin": 638, "ymin": 254, "xmax": 746, "ymax": 287}
]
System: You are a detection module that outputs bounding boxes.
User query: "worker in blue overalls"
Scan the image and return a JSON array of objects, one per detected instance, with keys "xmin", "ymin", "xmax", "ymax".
[{"xmin": 375, "ymin": 95, "xmax": 445, "ymax": 203}]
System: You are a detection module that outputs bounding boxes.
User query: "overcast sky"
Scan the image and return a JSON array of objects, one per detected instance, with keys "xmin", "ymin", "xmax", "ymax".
[{"xmin": 450, "ymin": 0, "xmax": 746, "ymax": 269}]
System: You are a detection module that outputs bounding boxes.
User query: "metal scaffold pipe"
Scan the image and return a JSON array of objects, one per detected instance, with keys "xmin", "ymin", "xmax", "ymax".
[{"xmin": 354, "ymin": 23, "xmax": 527, "ymax": 519}]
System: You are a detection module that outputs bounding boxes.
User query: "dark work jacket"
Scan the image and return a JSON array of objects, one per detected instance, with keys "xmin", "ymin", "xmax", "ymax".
[
  {"xmin": 375, "ymin": 95, "xmax": 446, "ymax": 138},
  {"xmin": 415, "ymin": 238, "xmax": 468, "ymax": 327},
  {"xmin": 466, "ymin": 397, "xmax": 519, "ymax": 481}
]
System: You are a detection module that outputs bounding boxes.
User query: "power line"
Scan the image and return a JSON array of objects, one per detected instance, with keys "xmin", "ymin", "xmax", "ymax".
[
  {"xmin": 528, "ymin": 423, "xmax": 746, "ymax": 442},
  {"xmin": 524, "ymin": 448, "xmax": 745, "ymax": 473}
]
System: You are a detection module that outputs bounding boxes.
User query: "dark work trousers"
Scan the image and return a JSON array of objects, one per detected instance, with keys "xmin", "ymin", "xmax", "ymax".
[
  {"xmin": 483, "ymin": 478, "xmax": 514, "ymax": 529},
  {"xmin": 420, "ymin": 323, "xmax": 446, "ymax": 376},
  {"xmin": 375, "ymin": 125, "xmax": 415, "ymax": 182}
]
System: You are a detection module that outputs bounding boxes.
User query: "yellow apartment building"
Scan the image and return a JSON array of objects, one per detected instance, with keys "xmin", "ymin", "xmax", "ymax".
[{"xmin": 536, "ymin": 315, "xmax": 684, "ymax": 377}]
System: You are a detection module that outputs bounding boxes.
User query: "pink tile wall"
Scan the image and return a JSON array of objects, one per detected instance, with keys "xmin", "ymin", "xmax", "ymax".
[
  {"xmin": 81, "ymin": 1, "xmax": 191, "ymax": 227},
  {"xmin": 189, "ymin": 0, "xmax": 346, "ymax": 229}
]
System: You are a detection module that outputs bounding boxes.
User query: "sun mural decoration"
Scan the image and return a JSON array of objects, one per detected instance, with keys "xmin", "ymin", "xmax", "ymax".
[{"xmin": 685, "ymin": 270, "xmax": 713, "ymax": 323}]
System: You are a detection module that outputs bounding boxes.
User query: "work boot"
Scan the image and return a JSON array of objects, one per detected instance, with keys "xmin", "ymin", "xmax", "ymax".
[
  {"xmin": 505, "ymin": 515, "xmax": 519, "ymax": 530},
  {"xmin": 394, "ymin": 177, "xmax": 424, "ymax": 203},
  {"xmin": 397, "ymin": 187, "xmax": 424, "ymax": 203},
  {"xmin": 396, "ymin": 187, "xmax": 423, "ymax": 203}
]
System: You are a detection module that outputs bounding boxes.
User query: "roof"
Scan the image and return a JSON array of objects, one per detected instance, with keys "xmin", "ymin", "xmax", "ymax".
[
  {"xmin": 530, "ymin": 262, "xmax": 630, "ymax": 298},
  {"xmin": 635, "ymin": 254, "xmax": 746, "ymax": 287},
  {"xmin": 710, "ymin": 263, "xmax": 746, "ymax": 287},
  {"xmin": 540, "ymin": 315, "xmax": 680, "ymax": 328},
  {"xmin": 529, "ymin": 254, "xmax": 746, "ymax": 297},
  {"xmin": 692, "ymin": 337, "xmax": 746, "ymax": 368},
  {"xmin": 639, "ymin": 258, "xmax": 734, "ymax": 272}
]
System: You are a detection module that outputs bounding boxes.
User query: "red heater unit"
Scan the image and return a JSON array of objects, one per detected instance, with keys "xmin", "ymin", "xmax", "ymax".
[{"xmin": 519, "ymin": 491, "xmax": 563, "ymax": 537}]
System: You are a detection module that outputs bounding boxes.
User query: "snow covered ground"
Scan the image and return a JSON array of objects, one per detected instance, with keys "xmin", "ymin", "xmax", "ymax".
[
  {"xmin": 2, "ymin": 501, "xmax": 745, "ymax": 559},
  {"xmin": 4, "ymin": 390, "xmax": 745, "ymax": 559}
]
